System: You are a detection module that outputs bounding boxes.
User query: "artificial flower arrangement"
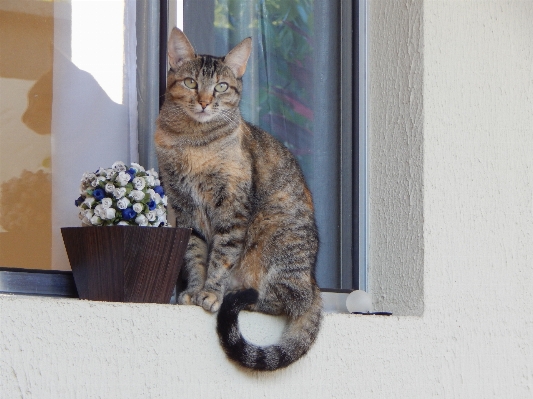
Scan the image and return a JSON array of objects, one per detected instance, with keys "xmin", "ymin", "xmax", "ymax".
[{"xmin": 75, "ymin": 161, "xmax": 169, "ymax": 227}]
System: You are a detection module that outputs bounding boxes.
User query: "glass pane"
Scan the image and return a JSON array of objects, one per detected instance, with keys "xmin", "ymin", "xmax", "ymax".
[
  {"xmin": 0, "ymin": 1, "xmax": 134, "ymax": 271},
  {"xmin": 214, "ymin": 0, "xmax": 315, "ymax": 179},
  {"xmin": 183, "ymin": 0, "xmax": 341, "ymax": 288},
  {"xmin": 0, "ymin": 1, "xmax": 54, "ymax": 269}
]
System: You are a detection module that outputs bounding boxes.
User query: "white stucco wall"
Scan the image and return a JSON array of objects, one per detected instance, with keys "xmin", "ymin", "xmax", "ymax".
[
  {"xmin": 368, "ymin": 0, "xmax": 424, "ymax": 316},
  {"xmin": 1, "ymin": 1, "xmax": 533, "ymax": 397}
]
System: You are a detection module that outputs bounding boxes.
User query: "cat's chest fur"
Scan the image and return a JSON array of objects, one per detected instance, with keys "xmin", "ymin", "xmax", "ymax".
[
  {"xmin": 182, "ymin": 140, "xmax": 248, "ymax": 202},
  {"xmin": 156, "ymin": 128, "xmax": 252, "ymax": 237}
]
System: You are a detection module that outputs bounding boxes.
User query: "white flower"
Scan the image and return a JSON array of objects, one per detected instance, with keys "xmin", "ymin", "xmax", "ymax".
[
  {"xmin": 84, "ymin": 172, "xmax": 96, "ymax": 183},
  {"xmin": 154, "ymin": 179, "xmax": 161, "ymax": 186},
  {"xmin": 101, "ymin": 208, "xmax": 116, "ymax": 220},
  {"xmin": 90, "ymin": 215, "xmax": 103, "ymax": 225},
  {"xmin": 117, "ymin": 171, "xmax": 131, "ymax": 186},
  {"xmin": 143, "ymin": 175, "xmax": 155, "ymax": 187},
  {"xmin": 117, "ymin": 221, "xmax": 130, "ymax": 226},
  {"xmin": 155, "ymin": 208, "xmax": 164, "ymax": 217},
  {"xmin": 146, "ymin": 168, "xmax": 158, "ymax": 179},
  {"xmin": 132, "ymin": 203, "xmax": 144, "ymax": 214},
  {"xmin": 83, "ymin": 197, "xmax": 95, "ymax": 209},
  {"xmin": 105, "ymin": 183, "xmax": 115, "ymax": 193},
  {"xmin": 81, "ymin": 209, "xmax": 94, "ymax": 226},
  {"xmin": 130, "ymin": 162, "xmax": 145, "ymax": 172},
  {"xmin": 161, "ymin": 195, "xmax": 168, "ymax": 206},
  {"xmin": 91, "ymin": 176, "xmax": 106, "ymax": 188},
  {"xmin": 116, "ymin": 197, "xmax": 131, "ymax": 209},
  {"xmin": 104, "ymin": 168, "xmax": 116, "ymax": 179},
  {"xmin": 113, "ymin": 187, "xmax": 127, "ymax": 199},
  {"xmin": 132, "ymin": 177, "xmax": 146, "ymax": 190},
  {"xmin": 135, "ymin": 214, "xmax": 148, "ymax": 226},
  {"xmin": 146, "ymin": 210, "xmax": 157, "ymax": 222},
  {"xmin": 101, "ymin": 197, "xmax": 113, "ymax": 209},
  {"xmin": 129, "ymin": 190, "xmax": 145, "ymax": 202},
  {"xmin": 112, "ymin": 161, "xmax": 127, "ymax": 172},
  {"xmin": 94, "ymin": 204, "xmax": 104, "ymax": 218},
  {"xmin": 146, "ymin": 189, "xmax": 156, "ymax": 200}
]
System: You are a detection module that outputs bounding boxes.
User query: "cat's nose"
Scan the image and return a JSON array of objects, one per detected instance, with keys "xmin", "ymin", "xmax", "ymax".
[{"xmin": 199, "ymin": 100, "xmax": 210, "ymax": 110}]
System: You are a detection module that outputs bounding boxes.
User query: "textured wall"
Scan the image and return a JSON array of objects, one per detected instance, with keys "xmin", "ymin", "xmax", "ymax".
[
  {"xmin": 368, "ymin": 0, "xmax": 424, "ymax": 316},
  {"xmin": 1, "ymin": 1, "xmax": 533, "ymax": 397}
]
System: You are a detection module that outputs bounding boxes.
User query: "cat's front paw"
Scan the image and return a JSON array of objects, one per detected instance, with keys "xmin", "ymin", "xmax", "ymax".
[
  {"xmin": 177, "ymin": 291, "xmax": 198, "ymax": 306},
  {"xmin": 194, "ymin": 290, "xmax": 222, "ymax": 313}
]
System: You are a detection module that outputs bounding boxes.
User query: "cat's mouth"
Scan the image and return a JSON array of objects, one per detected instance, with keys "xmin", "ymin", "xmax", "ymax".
[{"xmin": 193, "ymin": 109, "xmax": 214, "ymax": 123}]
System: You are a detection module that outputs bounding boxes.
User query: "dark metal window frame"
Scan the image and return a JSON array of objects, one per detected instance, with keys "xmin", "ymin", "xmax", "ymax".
[{"xmin": 0, "ymin": 267, "xmax": 77, "ymax": 297}]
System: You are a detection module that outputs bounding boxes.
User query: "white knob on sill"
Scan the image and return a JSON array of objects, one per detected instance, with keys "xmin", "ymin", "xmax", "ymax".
[{"xmin": 346, "ymin": 290, "xmax": 373, "ymax": 313}]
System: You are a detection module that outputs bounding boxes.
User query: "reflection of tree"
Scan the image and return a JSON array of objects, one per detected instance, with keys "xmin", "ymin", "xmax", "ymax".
[
  {"xmin": 0, "ymin": 170, "xmax": 51, "ymax": 231},
  {"xmin": 0, "ymin": 170, "xmax": 52, "ymax": 269},
  {"xmin": 215, "ymin": 0, "xmax": 314, "ymax": 170}
]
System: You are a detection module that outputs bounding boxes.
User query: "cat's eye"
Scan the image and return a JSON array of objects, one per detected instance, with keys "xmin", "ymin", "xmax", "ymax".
[
  {"xmin": 214, "ymin": 82, "xmax": 229, "ymax": 93},
  {"xmin": 183, "ymin": 78, "xmax": 197, "ymax": 89}
]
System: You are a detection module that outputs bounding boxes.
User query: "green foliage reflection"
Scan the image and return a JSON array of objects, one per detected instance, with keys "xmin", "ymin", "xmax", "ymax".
[{"xmin": 214, "ymin": 0, "xmax": 314, "ymax": 171}]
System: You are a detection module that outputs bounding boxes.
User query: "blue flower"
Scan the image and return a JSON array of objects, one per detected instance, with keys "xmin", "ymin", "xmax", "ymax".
[
  {"xmin": 147, "ymin": 200, "xmax": 156, "ymax": 211},
  {"xmin": 153, "ymin": 186, "xmax": 165, "ymax": 196},
  {"xmin": 122, "ymin": 207, "xmax": 136, "ymax": 221},
  {"xmin": 93, "ymin": 188, "xmax": 105, "ymax": 201},
  {"xmin": 127, "ymin": 168, "xmax": 136, "ymax": 181},
  {"xmin": 74, "ymin": 196, "xmax": 85, "ymax": 207}
]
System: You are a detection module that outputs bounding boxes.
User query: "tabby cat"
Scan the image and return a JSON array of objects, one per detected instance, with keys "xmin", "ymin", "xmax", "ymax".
[{"xmin": 155, "ymin": 27, "xmax": 322, "ymax": 371}]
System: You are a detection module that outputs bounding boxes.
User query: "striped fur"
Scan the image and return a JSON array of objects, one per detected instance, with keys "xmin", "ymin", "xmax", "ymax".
[{"xmin": 155, "ymin": 28, "xmax": 322, "ymax": 371}]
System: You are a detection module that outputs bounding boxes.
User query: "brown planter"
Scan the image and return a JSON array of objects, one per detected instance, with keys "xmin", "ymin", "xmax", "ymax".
[{"xmin": 61, "ymin": 226, "xmax": 190, "ymax": 303}]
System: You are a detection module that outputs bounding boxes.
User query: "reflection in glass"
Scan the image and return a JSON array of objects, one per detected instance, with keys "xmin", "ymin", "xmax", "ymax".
[
  {"xmin": 0, "ymin": 1, "xmax": 54, "ymax": 269},
  {"xmin": 214, "ymin": 0, "xmax": 314, "ymax": 180}
]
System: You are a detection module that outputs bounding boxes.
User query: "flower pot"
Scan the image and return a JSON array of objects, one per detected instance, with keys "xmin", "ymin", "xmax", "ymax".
[{"xmin": 61, "ymin": 226, "xmax": 190, "ymax": 303}]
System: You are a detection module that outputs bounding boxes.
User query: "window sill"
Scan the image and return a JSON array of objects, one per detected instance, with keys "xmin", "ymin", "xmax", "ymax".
[
  {"xmin": 0, "ymin": 293, "xmax": 402, "ymax": 348},
  {"xmin": 0, "ymin": 267, "xmax": 357, "ymax": 314}
]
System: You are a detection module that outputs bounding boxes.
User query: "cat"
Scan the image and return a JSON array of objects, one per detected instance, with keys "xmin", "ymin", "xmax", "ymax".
[{"xmin": 155, "ymin": 27, "xmax": 322, "ymax": 371}]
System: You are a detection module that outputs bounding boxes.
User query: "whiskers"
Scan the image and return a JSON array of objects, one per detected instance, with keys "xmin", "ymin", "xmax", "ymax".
[
  {"xmin": 216, "ymin": 109, "xmax": 240, "ymax": 129},
  {"xmin": 159, "ymin": 99, "xmax": 242, "ymax": 144},
  {"xmin": 161, "ymin": 104, "xmax": 189, "ymax": 123}
]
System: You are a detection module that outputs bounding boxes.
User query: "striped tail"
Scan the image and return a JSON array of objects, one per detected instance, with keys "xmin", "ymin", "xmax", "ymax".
[{"xmin": 216, "ymin": 288, "xmax": 322, "ymax": 371}]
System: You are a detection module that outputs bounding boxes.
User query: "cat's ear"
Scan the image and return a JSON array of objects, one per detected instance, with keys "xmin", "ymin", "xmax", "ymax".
[
  {"xmin": 168, "ymin": 27, "xmax": 195, "ymax": 69},
  {"xmin": 224, "ymin": 37, "xmax": 252, "ymax": 78}
]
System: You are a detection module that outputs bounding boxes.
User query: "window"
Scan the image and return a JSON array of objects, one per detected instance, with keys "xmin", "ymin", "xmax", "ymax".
[
  {"xmin": 178, "ymin": 0, "xmax": 367, "ymax": 290},
  {"xmin": 0, "ymin": 0, "xmax": 367, "ymax": 295},
  {"xmin": 0, "ymin": 0, "xmax": 136, "ymax": 291}
]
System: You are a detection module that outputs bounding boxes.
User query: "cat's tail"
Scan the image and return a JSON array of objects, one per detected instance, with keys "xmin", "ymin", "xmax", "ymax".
[{"xmin": 216, "ymin": 287, "xmax": 322, "ymax": 371}]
